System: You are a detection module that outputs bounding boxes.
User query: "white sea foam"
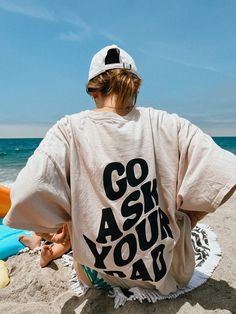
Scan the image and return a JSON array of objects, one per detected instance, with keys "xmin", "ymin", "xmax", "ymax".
[
  {"xmin": 0, "ymin": 167, "xmax": 18, "ymax": 188},
  {"xmin": 0, "ymin": 168, "xmax": 19, "ymax": 185},
  {"xmin": 0, "ymin": 180, "xmax": 14, "ymax": 188}
]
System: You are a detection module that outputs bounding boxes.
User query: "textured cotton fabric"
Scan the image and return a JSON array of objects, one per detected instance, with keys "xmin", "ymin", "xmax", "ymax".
[{"xmin": 4, "ymin": 107, "xmax": 236, "ymax": 295}]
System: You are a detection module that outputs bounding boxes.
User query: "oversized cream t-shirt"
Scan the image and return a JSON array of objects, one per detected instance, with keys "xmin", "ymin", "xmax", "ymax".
[{"xmin": 4, "ymin": 107, "xmax": 236, "ymax": 294}]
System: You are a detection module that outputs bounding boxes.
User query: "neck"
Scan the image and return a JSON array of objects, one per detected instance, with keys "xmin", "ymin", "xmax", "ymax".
[
  {"xmin": 96, "ymin": 94, "xmax": 117, "ymax": 108},
  {"xmin": 94, "ymin": 106, "xmax": 133, "ymax": 116},
  {"xmin": 93, "ymin": 94, "xmax": 133, "ymax": 115}
]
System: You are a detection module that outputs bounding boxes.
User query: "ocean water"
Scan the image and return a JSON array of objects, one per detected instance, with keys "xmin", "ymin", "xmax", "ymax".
[
  {"xmin": 0, "ymin": 138, "xmax": 42, "ymax": 186},
  {"xmin": 0, "ymin": 137, "xmax": 236, "ymax": 186}
]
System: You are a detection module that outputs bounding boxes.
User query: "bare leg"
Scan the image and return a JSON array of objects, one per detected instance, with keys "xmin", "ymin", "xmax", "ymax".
[
  {"xmin": 18, "ymin": 233, "xmax": 42, "ymax": 250},
  {"xmin": 74, "ymin": 261, "xmax": 93, "ymax": 287},
  {"xmin": 40, "ymin": 241, "xmax": 71, "ymax": 268}
]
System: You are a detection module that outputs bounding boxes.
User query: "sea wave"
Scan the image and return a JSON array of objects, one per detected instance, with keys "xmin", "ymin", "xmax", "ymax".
[
  {"xmin": 0, "ymin": 167, "xmax": 20, "ymax": 185},
  {"xmin": 0, "ymin": 180, "xmax": 14, "ymax": 188},
  {"xmin": 14, "ymin": 147, "xmax": 35, "ymax": 152}
]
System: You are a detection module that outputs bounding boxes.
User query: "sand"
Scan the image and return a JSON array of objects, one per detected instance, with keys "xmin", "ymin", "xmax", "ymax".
[{"xmin": 0, "ymin": 194, "xmax": 235, "ymax": 314}]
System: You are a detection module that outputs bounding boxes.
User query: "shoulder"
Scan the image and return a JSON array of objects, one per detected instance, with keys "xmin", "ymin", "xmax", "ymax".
[
  {"xmin": 68, "ymin": 110, "xmax": 94, "ymax": 122},
  {"xmin": 43, "ymin": 111, "xmax": 89, "ymax": 140},
  {"xmin": 137, "ymin": 106, "xmax": 187, "ymax": 129},
  {"xmin": 33, "ymin": 114, "xmax": 77, "ymax": 163},
  {"xmin": 137, "ymin": 107, "xmax": 204, "ymax": 144},
  {"xmin": 137, "ymin": 106, "xmax": 177, "ymax": 119}
]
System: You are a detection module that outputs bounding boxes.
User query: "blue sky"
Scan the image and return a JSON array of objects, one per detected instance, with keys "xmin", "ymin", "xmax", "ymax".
[{"xmin": 0, "ymin": 0, "xmax": 236, "ymax": 137}]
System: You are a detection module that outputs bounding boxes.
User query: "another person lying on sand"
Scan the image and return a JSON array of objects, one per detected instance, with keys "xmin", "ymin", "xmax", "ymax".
[{"xmin": 19, "ymin": 224, "xmax": 71, "ymax": 268}]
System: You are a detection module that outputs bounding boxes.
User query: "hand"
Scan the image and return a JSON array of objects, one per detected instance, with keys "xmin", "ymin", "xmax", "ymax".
[
  {"xmin": 36, "ymin": 224, "xmax": 69, "ymax": 244},
  {"xmin": 180, "ymin": 210, "xmax": 207, "ymax": 229}
]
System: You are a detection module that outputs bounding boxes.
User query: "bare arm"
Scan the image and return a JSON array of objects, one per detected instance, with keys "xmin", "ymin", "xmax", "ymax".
[
  {"xmin": 35, "ymin": 224, "xmax": 69, "ymax": 244},
  {"xmin": 220, "ymin": 185, "xmax": 236, "ymax": 206}
]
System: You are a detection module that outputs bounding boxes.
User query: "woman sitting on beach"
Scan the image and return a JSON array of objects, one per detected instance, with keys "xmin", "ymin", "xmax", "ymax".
[
  {"xmin": 3, "ymin": 45, "xmax": 236, "ymax": 296},
  {"xmin": 19, "ymin": 224, "xmax": 71, "ymax": 268}
]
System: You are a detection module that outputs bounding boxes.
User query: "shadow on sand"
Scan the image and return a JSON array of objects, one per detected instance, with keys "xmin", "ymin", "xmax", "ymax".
[{"xmin": 60, "ymin": 277, "xmax": 236, "ymax": 314}]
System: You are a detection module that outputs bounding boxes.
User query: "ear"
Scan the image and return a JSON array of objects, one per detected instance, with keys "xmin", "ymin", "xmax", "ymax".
[{"xmin": 91, "ymin": 92, "xmax": 98, "ymax": 99}]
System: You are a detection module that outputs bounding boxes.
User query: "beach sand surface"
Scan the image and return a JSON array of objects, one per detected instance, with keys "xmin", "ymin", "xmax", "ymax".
[{"xmin": 0, "ymin": 194, "xmax": 235, "ymax": 314}]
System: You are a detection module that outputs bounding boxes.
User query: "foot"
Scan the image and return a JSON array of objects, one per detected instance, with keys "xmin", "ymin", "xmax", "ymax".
[
  {"xmin": 40, "ymin": 245, "xmax": 54, "ymax": 268},
  {"xmin": 18, "ymin": 235, "xmax": 41, "ymax": 250}
]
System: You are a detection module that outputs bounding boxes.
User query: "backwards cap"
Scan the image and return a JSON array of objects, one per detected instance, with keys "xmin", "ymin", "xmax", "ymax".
[{"xmin": 88, "ymin": 44, "xmax": 140, "ymax": 81}]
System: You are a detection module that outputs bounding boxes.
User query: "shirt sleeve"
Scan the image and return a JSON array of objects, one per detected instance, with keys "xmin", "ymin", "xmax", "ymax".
[
  {"xmin": 3, "ymin": 117, "xmax": 71, "ymax": 233},
  {"xmin": 176, "ymin": 117, "xmax": 236, "ymax": 212}
]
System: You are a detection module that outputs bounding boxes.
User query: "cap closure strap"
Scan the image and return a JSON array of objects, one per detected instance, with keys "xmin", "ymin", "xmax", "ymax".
[{"xmin": 123, "ymin": 63, "xmax": 132, "ymax": 70}]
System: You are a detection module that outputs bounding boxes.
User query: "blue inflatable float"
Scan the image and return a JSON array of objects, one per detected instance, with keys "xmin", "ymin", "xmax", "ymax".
[{"xmin": 0, "ymin": 218, "xmax": 31, "ymax": 260}]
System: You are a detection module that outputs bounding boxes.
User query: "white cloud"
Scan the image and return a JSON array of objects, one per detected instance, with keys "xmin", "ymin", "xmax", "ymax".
[
  {"xmin": 0, "ymin": 0, "xmax": 91, "ymax": 40},
  {"xmin": 60, "ymin": 31, "xmax": 82, "ymax": 42},
  {"xmin": 58, "ymin": 12, "xmax": 91, "ymax": 41},
  {"xmin": 61, "ymin": 13, "xmax": 90, "ymax": 31},
  {"xmin": 0, "ymin": 1, "xmax": 126, "ymax": 44},
  {"xmin": 140, "ymin": 48, "xmax": 220, "ymax": 73},
  {"xmin": 0, "ymin": 0, "xmax": 55, "ymax": 20},
  {"xmin": 99, "ymin": 31, "xmax": 124, "ymax": 45}
]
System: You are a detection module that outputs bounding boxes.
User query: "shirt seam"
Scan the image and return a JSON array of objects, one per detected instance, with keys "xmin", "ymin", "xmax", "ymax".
[
  {"xmin": 211, "ymin": 177, "xmax": 236, "ymax": 209},
  {"xmin": 3, "ymin": 217, "xmax": 60, "ymax": 233},
  {"xmin": 36, "ymin": 148, "xmax": 71, "ymax": 201}
]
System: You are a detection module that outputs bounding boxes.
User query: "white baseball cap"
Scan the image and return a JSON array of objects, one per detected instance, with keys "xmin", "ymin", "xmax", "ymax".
[{"xmin": 88, "ymin": 44, "xmax": 140, "ymax": 81}]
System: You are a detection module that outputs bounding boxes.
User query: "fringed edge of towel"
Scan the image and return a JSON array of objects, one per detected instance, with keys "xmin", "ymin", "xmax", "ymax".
[
  {"xmin": 61, "ymin": 251, "xmax": 89, "ymax": 297},
  {"xmin": 186, "ymin": 223, "xmax": 221, "ymax": 291}
]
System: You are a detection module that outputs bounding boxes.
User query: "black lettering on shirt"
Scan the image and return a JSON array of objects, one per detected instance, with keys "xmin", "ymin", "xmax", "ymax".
[
  {"xmin": 96, "ymin": 207, "xmax": 123, "ymax": 244},
  {"xmin": 130, "ymin": 258, "xmax": 152, "ymax": 281},
  {"xmin": 104, "ymin": 270, "xmax": 126, "ymax": 278},
  {"xmin": 121, "ymin": 190, "xmax": 143, "ymax": 231},
  {"xmin": 151, "ymin": 244, "xmax": 167, "ymax": 282},
  {"xmin": 84, "ymin": 158, "xmax": 174, "ymax": 284},
  {"xmin": 141, "ymin": 178, "xmax": 159, "ymax": 213},
  {"xmin": 158, "ymin": 208, "xmax": 173, "ymax": 240},
  {"xmin": 135, "ymin": 209, "xmax": 159, "ymax": 251},
  {"xmin": 126, "ymin": 158, "xmax": 148, "ymax": 187},
  {"xmin": 114, "ymin": 233, "xmax": 137, "ymax": 266},
  {"xmin": 83, "ymin": 235, "xmax": 111, "ymax": 269},
  {"xmin": 103, "ymin": 162, "xmax": 127, "ymax": 200}
]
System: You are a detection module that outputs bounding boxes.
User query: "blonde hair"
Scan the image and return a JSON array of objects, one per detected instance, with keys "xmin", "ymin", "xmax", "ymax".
[{"xmin": 86, "ymin": 69, "xmax": 142, "ymax": 111}]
